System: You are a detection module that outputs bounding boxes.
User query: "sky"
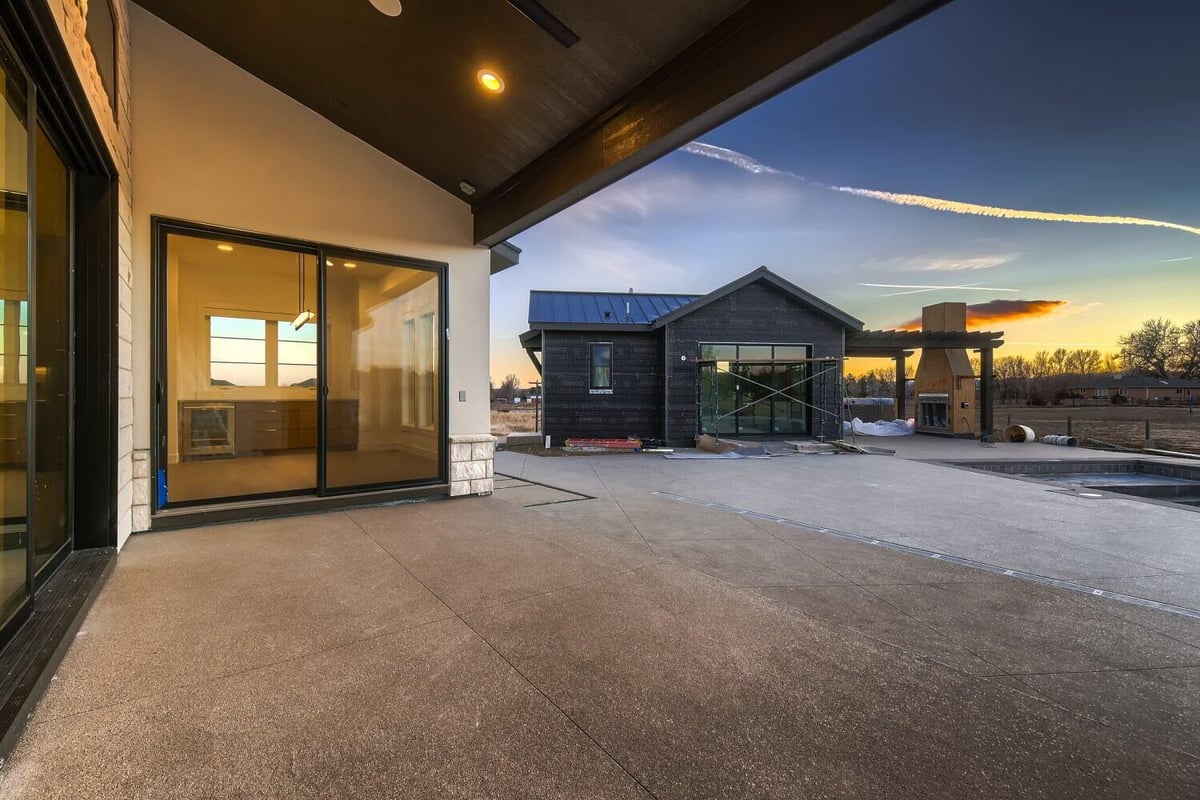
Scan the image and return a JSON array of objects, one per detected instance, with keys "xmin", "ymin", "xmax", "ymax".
[{"xmin": 490, "ymin": 0, "xmax": 1200, "ymax": 385}]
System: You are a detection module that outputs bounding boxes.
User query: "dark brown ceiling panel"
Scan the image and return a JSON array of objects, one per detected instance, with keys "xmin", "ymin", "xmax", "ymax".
[
  {"xmin": 131, "ymin": 0, "xmax": 946, "ymax": 245},
  {"xmin": 132, "ymin": 0, "xmax": 746, "ymax": 197}
]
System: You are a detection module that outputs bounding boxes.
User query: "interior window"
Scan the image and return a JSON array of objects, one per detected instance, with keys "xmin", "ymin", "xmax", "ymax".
[{"xmin": 209, "ymin": 316, "xmax": 266, "ymax": 387}]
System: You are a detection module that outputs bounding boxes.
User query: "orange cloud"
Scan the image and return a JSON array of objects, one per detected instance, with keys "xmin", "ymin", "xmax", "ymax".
[{"xmin": 897, "ymin": 299, "xmax": 1067, "ymax": 330}]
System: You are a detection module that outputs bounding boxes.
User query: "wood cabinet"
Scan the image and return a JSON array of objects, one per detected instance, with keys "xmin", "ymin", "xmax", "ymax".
[{"xmin": 179, "ymin": 399, "xmax": 359, "ymax": 458}]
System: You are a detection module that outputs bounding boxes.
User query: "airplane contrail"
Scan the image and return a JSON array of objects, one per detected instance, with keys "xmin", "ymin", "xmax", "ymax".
[
  {"xmin": 1160, "ymin": 256, "xmax": 1193, "ymax": 262},
  {"xmin": 682, "ymin": 141, "xmax": 1200, "ymax": 238},
  {"xmin": 860, "ymin": 282, "xmax": 1020, "ymax": 297}
]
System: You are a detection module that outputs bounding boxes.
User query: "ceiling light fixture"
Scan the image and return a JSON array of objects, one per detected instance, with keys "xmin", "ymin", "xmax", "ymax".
[
  {"xmin": 293, "ymin": 254, "xmax": 316, "ymax": 330},
  {"xmin": 217, "ymin": 244, "xmax": 233, "ymax": 252},
  {"xmin": 343, "ymin": 262, "xmax": 357, "ymax": 269},
  {"xmin": 477, "ymin": 69, "xmax": 505, "ymax": 93},
  {"xmin": 368, "ymin": 0, "xmax": 402, "ymax": 17},
  {"xmin": 458, "ymin": 180, "xmax": 477, "ymax": 196},
  {"xmin": 325, "ymin": 259, "xmax": 333, "ymax": 267}
]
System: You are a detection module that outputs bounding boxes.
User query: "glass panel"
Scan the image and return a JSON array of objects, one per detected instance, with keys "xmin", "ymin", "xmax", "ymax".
[
  {"xmin": 735, "ymin": 363, "xmax": 773, "ymax": 434},
  {"xmin": 700, "ymin": 343, "xmax": 736, "ymax": 361},
  {"xmin": 33, "ymin": 126, "xmax": 71, "ymax": 573},
  {"xmin": 324, "ymin": 257, "xmax": 440, "ymax": 489},
  {"xmin": 773, "ymin": 345, "xmax": 809, "ymax": 362},
  {"xmin": 1, "ymin": 47, "xmax": 29, "ymax": 625},
  {"xmin": 698, "ymin": 362, "xmax": 736, "ymax": 436},
  {"xmin": 165, "ymin": 233, "xmax": 317, "ymax": 503},
  {"xmin": 772, "ymin": 363, "xmax": 809, "ymax": 435},
  {"xmin": 590, "ymin": 343, "xmax": 612, "ymax": 389},
  {"xmin": 737, "ymin": 345, "xmax": 772, "ymax": 361}
]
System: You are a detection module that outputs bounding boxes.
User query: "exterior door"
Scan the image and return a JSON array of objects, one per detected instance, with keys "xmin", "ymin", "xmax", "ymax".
[{"xmin": 320, "ymin": 252, "xmax": 444, "ymax": 493}]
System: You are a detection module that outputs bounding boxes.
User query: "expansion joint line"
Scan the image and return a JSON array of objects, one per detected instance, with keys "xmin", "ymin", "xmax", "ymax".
[{"xmin": 343, "ymin": 512, "xmax": 662, "ymax": 800}]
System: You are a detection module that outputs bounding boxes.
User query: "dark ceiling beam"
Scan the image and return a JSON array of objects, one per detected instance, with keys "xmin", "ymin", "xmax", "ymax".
[{"xmin": 472, "ymin": 0, "xmax": 950, "ymax": 246}]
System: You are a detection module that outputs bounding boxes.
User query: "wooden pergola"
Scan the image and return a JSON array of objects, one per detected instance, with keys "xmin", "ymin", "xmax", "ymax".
[{"xmin": 846, "ymin": 329, "xmax": 1005, "ymax": 441}]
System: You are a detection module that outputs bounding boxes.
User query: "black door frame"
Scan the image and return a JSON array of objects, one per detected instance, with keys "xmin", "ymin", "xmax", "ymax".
[
  {"xmin": 150, "ymin": 217, "xmax": 450, "ymax": 514},
  {"xmin": 0, "ymin": 0, "xmax": 120, "ymax": 652}
]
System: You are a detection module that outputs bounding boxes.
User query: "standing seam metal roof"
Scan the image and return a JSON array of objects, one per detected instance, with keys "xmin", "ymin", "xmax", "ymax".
[{"xmin": 528, "ymin": 291, "xmax": 702, "ymax": 325}]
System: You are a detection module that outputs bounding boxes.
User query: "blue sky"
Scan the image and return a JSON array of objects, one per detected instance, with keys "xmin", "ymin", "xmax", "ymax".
[{"xmin": 491, "ymin": 0, "xmax": 1200, "ymax": 384}]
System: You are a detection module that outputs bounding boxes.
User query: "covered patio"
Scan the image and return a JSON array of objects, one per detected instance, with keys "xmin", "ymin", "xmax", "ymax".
[{"xmin": 3, "ymin": 447, "xmax": 1197, "ymax": 798}]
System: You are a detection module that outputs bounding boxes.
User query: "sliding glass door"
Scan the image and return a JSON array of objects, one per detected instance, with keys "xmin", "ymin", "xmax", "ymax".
[
  {"xmin": 322, "ymin": 253, "xmax": 441, "ymax": 492},
  {"xmin": 0, "ymin": 44, "xmax": 30, "ymax": 627},
  {"xmin": 161, "ymin": 231, "xmax": 319, "ymax": 504},
  {"xmin": 32, "ymin": 124, "xmax": 72, "ymax": 574},
  {"xmin": 1, "ymin": 41, "xmax": 75, "ymax": 634},
  {"xmin": 155, "ymin": 223, "xmax": 445, "ymax": 510}
]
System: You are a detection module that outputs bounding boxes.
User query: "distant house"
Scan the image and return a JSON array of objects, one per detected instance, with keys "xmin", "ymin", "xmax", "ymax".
[
  {"xmin": 518, "ymin": 267, "xmax": 863, "ymax": 446},
  {"xmin": 1070, "ymin": 375, "xmax": 1200, "ymax": 405}
]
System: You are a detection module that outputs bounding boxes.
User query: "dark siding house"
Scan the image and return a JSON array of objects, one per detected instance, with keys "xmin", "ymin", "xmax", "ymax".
[{"xmin": 520, "ymin": 267, "xmax": 863, "ymax": 446}]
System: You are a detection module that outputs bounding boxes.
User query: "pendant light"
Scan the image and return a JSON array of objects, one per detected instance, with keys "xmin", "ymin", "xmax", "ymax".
[{"xmin": 292, "ymin": 253, "xmax": 315, "ymax": 330}]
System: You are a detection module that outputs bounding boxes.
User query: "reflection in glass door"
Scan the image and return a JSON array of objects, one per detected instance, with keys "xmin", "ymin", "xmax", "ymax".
[
  {"xmin": 1, "ymin": 46, "xmax": 30, "ymax": 626},
  {"xmin": 33, "ymin": 124, "xmax": 72, "ymax": 574},
  {"xmin": 162, "ymin": 232, "xmax": 319, "ymax": 504},
  {"xmin": 322, "ymin": 255, "xmax": 442, "ymax": 491}
]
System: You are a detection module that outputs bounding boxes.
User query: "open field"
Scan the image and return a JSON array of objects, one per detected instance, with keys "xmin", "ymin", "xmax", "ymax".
[
  {"xmin": 491, "ymin": 409, "xmax": 538, "ymax": 436},
  {"xmin": 999, "ymin": 404, "xmax": 1200, "ymax": 453}
]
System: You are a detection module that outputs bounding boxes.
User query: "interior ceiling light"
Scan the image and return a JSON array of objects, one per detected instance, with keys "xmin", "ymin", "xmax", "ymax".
[
  {"xmin": 217, "ymin": 244, "xmax": 233, "ymax": 252},
  {"xmin": 325, "ymin": 259, "xmax": 334, "ymax": 267},
  {"xmin": 477, "ymin": 69, "xmax": 505, "ymax": 94},
  {"xmin": 458, "ymin": 180, "xmax": 477, "ymax": 196},
  {"xmin": 368, "ymin": 0, "xmax": 402, "ymax": 17},
  {"xmin": 343, "ymin": 262, "xmax": 357, "ymax": 269},
  {"xmin": 293, "ymin": 253, "xmax": 315, "ymax": 330}
]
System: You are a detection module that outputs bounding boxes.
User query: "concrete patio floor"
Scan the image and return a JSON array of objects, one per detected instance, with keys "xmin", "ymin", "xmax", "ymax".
[{"xmin": 2, "ymin": 447, "xmax": 1199, "ymax": 798}]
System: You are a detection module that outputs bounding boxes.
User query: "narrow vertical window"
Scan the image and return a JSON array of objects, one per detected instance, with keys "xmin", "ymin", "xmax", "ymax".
[{"xmin": 590, "ymin": 343, "xmax": 612, "ymax": 392}]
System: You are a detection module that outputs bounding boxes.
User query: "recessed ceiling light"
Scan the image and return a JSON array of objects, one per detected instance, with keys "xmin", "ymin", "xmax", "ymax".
[
  {"xmin": 217, "ymin": 244, "xmax": 233, "ymax": 252},
  {"xmin": 325, "ymin": 259, "xmax": 334, "ymax": 267},
  {"xmin": 477, "ymin": 69, "xmax": 505, "ymax": 93},
  {"xmin": 343, "ymin": 262, "xmax": 357, "ymax": 269},
  {"xmin": 458, "ymin": 180, "xmax": 477, "ymax": 196},
  {"xmin": 369, "ymin": 0, "xmax": 402, "ymax": 17}
]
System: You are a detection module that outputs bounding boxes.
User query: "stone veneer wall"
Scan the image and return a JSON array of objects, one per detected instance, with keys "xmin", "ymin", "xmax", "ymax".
[
  {"xmin": 46, "ymin": 0, "xmax": 139, "ymax": 544},
  {"xmin": 449, "ymin": 434, "xmax": 495, "ymax": 497}
]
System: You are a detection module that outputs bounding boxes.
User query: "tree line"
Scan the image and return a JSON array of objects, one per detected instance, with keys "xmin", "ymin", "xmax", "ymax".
[{"xmin": 844, "ymin": 318, "xmax": 1200, "ymax": 406}]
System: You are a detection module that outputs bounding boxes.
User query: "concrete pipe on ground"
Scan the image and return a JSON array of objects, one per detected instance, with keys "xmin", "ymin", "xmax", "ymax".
[
  {"xmin": 1041, "ymin": 434, "xmax": 1080, "ymax": 447},
  {"xmin": 1003, "ymin": 424, "xmax": 1036, "ymax": 443}
]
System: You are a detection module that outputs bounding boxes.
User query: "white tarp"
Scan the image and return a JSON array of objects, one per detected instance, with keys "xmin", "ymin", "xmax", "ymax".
[{"xmin": 841, "ymin": 417, "xmax": 915, "ymax": 436}]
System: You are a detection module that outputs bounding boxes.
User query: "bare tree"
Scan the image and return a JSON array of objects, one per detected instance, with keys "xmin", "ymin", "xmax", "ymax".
[
  {"xmin": 1065, "ymin": 349, "xmax": 1102, "ymax": 375},
  {"xmin": 1118, "ymin": 319, "xmax": 1179, "ymax": 378},
  {"xmin": 1172, "ymin": 320, "xmax": 1200, "ymax": 379}
]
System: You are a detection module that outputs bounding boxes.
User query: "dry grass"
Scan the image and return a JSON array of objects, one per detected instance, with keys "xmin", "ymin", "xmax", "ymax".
[
  {"xmin": 999, "ymin": 404, "xmax": 1200, "ymax": 453},
  {"xmin": 491, "ymin": 409, "xmax": 538, "ymax": 435}
]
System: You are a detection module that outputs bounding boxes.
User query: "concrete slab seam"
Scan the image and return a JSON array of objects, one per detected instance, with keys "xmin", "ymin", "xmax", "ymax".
[{"xmin": 651, "ymin": 491, "xmax": 1200, "ymax": 622}]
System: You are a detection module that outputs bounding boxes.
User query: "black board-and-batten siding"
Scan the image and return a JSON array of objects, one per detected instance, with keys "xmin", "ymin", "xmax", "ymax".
[{"xmin": 539, "ymin": 279, "xmax": 849, "ymax": 446}]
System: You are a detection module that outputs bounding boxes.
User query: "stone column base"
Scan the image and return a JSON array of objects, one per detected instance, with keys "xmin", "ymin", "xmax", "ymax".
[{"xmin": 449, "ymin": 434, "xmax": 495, "ymax": 496}]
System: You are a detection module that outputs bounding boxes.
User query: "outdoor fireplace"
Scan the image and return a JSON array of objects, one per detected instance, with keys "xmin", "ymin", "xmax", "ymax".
[
  {"xmin": 912, "ymin": 303, "xmax": 977, "ymax": 437},
  {"xmin": 916, "ymin": 393, "xmax": 950, "ymax": 431}
]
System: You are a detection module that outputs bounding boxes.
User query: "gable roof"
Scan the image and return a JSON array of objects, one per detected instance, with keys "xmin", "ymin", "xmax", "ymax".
[
  {"xmin": 650, "ymin": 266, "xmax": 863, "ymax": 331},
  {"xmin": 525, "ymin": 267, "xmax": 863, "ymax": 332},
  {"xmin": 528, "ymin": 291, "xmax": 702, "ymax": 327}
]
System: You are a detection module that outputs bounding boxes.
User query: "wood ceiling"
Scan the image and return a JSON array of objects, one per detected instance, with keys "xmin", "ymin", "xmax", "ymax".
[{"xmin": 132, "ymin": 1, "xmax": 946, "ymax": 245}]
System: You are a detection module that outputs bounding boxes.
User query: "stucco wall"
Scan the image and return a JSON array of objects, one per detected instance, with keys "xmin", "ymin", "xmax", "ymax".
[{"xmin": 129, "ymin": 6, "xmax": 492, "ymax": 527}]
